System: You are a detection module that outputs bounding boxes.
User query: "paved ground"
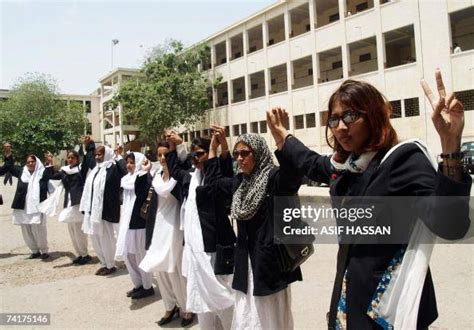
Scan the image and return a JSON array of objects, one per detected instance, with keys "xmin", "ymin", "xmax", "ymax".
[{"xmin": 0, "ymin": 178, "xmax": 473, "ymax": 329}]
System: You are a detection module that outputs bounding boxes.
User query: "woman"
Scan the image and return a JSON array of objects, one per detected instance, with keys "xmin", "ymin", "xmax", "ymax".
[
  {"xmin": 165, "ymin": 132, "xmax": 235, "ymax": 330},
  {"xmin": 80, "ymin": 142, "xmax": 127, "ymax": 276},
  {"xmin": 43, "ymin": 147, "xmax": 95, "ymax": 264},
  {"xmin": 4, "ymin": 153, "xmax": 54, "ymax": 259},
  {"xmin": 266, "ymin": 70, "xmax": 471, "ymax": 329},
  {"xmin": 115, "ymin": 152, "xmax": 154, "ymax": 299},
  {"xmin": 205, "ymin": 126, "xmax": 303, "ymax": 330},
  {"xmin": 140, "ymin": 141, "xmax": 193, "ymax": 326}
]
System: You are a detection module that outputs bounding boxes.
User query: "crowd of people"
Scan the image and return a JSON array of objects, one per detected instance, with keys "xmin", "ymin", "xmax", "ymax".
[{"xmin": 0, "ymin": 70, "xmax": 471, "ymax": 329}]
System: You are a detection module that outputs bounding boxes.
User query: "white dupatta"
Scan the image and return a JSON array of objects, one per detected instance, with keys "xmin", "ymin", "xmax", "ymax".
[
  {"xmin": 115, "ymin": 152, "xmax": 147, "ymax": 261},
  {"xmin": 367, "ymin": 139, "xmax": 438, "ymax": 329},
  {"xmin": 80, "ymin": 146, "xmax": 115, "ymax": 235}
]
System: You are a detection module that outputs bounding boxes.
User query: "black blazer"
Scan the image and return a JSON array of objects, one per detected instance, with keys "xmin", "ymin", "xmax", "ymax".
[
  {"xmin": 45, "ymin": 143, "xmax": 96, "ymax": 208},
  {"xmin": 84, "ymin": 143, "xmax": 127, "ymax": 223},
  {"xmin": 128, "ymin": 172, "xmax": 152, "ymax": 229},
  {"xmin": 166, "ymin": 149, "xmax": 236, "ymax": 273},
  {"xmin": 5, "ymin": 163, "xmax": 53, "ymax": 210},
  {"xmin": 280, "ymin": 136, "xmax": 472, "ymax": 329},
  {"xmin": 205, "ymin": 151, "xmax": 303, "ymax": 296}
]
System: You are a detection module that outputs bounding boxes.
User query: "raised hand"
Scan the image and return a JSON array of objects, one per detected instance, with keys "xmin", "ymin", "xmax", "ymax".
[
  {"xmin": 266, "ymin": 107, "xmax": 290, "ymax": 150},
  {"xmin": 211, "ymin": 124, "xmax": 229, "ymax": 156},
  {"xmin": 142, "ymin": 158, "xmax": 152, "ymax": 172},
  {"xmin": 421, "ymin": 69, "xmax": 464, "ymax": 153}
]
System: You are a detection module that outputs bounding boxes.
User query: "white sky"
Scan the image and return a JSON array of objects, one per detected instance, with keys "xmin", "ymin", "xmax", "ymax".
[{"xmin": 1, "ymin": 0, "xmax": 275, "ymax": 94}]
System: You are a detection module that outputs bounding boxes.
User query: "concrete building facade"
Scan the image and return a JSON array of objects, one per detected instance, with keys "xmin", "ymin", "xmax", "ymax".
[
  {"xmin": 98, "ymin": 67, "xmax": 140, "ymax": 148},
  {"xmin": 183, "ymin": 0, "xmax": 473, "ymax": 155}
]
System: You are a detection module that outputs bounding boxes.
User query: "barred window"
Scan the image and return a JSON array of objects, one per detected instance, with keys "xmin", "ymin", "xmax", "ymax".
[
  {"xmin": 390, "ymin": 100, "xmax": 402, "ymax": 118},
  {"xmin": 456, "ymin": 89, "xmax": 474, "ymax": 111},
  {"xmin": 294, "ymin": 115, "xmax": 304, "ymax": 129},
  {"xmin": 404, "ymin": 98, "xmax": 419, "ymax": 117},
  {"xmin": 306, "ymin": 113, "xmax": 316, "ymax": 128}
]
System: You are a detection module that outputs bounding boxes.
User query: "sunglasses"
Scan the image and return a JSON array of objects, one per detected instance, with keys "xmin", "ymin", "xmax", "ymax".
[
  {"xmin": 233, "ymin": 150, "xmax": 252, "ymax": 159},
  {"xmin": 328, "ymin": 111, "xmax": 360, "ymax": 128},
  {"xmin": 191, "ymin": 151, "xmax": 207, "ymax": 158}
]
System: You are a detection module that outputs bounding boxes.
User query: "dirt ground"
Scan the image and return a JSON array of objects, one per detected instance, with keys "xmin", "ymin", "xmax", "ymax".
[{"xmin": 0, "ymin": 179, "xmax": 473, "ymax": 329}]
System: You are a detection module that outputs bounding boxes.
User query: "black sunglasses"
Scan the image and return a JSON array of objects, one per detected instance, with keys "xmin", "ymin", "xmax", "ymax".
[
  {"xmin": 233, "ymin": 150, "xmax": 252, "ymax": 159},
  {"xmin": 328, "ymin": 111, "xmax": 360, "ymax": 128},
  {"xmin": 191, "ymin": 151, "xmax": 207, "ymax": 158}
]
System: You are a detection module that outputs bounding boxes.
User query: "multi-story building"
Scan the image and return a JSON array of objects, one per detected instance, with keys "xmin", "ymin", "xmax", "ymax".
[
  {"xmin": 98, "ymin": 67, "xmax": 140, "ymax": 148},
  {"xmin": 184, "ymin": 0, "xmax": 473, "ymax": 155}
]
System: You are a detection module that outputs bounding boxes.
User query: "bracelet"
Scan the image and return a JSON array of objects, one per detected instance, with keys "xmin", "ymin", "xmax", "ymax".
[{"xmin": 439, "ymin": 152, "xmax": 464, "ymax": 160}]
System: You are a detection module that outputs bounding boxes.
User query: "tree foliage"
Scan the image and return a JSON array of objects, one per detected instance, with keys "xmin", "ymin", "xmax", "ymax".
[
  {"xmin": 0, "ymin": 73, "xmax": 87, "ymax": 162},
  {"xmin": 114, "ymin": 39, "xmax": 211, "ymax": 145}
]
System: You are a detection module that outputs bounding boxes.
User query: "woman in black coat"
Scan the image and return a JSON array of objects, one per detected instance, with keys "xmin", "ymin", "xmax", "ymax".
[
  {"xmin": 79, "ymin": 142, "xmax": 127, "ymax": 276},
  {"xmin": 205, "ymin": 127, "xmax": 303, "ymax": 329},
  {"xmin": 3, "ymin": 153, "xmax": 54, "ymax": 259},
  {"xmin": 165, "ymin": 132, "xmax": 236, "ymax": 329},
  {"xmin": 266, "ymin": 70, "xmax": 471, "ymax": 329},
  {"xmin": 44, "ymin": 143, "xmax": 96, "ymax": 265}
]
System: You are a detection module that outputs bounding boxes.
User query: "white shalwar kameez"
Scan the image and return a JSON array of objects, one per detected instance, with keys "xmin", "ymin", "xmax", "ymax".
[
  {"xmin": 181, "ymin": 169, "xmax": 234, "ymax": 330},
  {"xmin": 80, "ymin": 146, "xmax": 117, "ymax": 269},
  {"xmin": 116, "ymin": 152, "xmax": 153, "ymax": 290},
  {"xmin": 13, "ymin": 157, "xmax": 49, "ymax": 254},
  {"xmin": 140, "ymin": 173, "xmax": 187, "ymax": 311},
  {"xmin": 231, "ymin": 258, "xmax": 294, "ymax": 330}
]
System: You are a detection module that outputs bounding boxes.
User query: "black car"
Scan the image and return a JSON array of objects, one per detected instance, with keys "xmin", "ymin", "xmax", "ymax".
[{"xmin": 461, "ymin": 141, "xmax": 474, "ymax": 174}]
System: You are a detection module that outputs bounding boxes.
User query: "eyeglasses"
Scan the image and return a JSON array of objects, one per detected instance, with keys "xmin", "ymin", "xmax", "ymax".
[
  {"xmin": 191, "ymin": 151, "xmax": 207, "ymax": 158},
  {"xmin": 233, "ymin": 150, "xmax": 252, "ymax": 159},
  {"xmin": 328, "ymin": 111, "xmax": 360, "ymax": 128}
]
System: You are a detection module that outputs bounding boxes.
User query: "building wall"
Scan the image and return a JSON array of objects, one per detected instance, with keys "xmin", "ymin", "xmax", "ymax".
[{"xmin": 190, "ymin": 0, "xmax": 474, "ymax": 156}]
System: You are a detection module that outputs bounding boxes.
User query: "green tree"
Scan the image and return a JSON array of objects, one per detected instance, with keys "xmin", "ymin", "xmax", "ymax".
[
  {"xmin": 114, "ymin": 39, "xmax": 212, "ymax": 145},
  {"xmin": 0, "ymin": 73, "xmax": 87, "ymax": 162}
]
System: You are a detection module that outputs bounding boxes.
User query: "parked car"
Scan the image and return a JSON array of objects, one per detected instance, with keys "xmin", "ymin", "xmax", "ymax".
[{"xmin": 461, "ymin": 141, "xmax": 474, "ymax": 174}]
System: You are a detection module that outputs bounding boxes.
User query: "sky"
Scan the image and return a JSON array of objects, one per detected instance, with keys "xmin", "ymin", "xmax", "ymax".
[{"xmin": 1, "ymin": 0, "xmax": 275, "ymax": 94}]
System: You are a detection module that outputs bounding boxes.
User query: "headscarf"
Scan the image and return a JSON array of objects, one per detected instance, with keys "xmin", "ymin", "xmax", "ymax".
[
  {"xmin": 230, "ymin": 134, "xmax": 275, "ymax": 221},
  {"xmin": 21, "ymin": 156, "xmax": 45, "ymax": 214},
  {"xmin": 120, "ymin": 152, "xmax": 146, "ymax": 190}
]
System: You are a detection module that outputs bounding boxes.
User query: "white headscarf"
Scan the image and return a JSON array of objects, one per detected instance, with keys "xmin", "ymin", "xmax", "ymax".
[
  {"xmin": 116, "ymin": 152, "xmax": 147, "ymax": 260},
  {"xmin": 80, "ymin": 146, "xmax": 115, "ymax": 233},
  {"xmin": 21, "ymin": 156, "xmax": 46, "ymax": 215}
]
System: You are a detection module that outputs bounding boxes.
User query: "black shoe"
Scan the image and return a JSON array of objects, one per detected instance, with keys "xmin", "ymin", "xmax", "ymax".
[
  {"xmin": 28, "ymin": 252, "xmax": 41, "ymax": 259},
  {"xmin": 181, "ymin": 313, "xmax": 195, "ymax": 327},
  {"xmin": 126, "ymin": 286, "xmax": 143, "ymax": 297},
  {"xmin": 77, "ymin": 255, "xmax": 91, "ymax": 265},
  {"xmin": 40, "ymin": 253, "xmax": 50, "ymax": 260},
  {"xmin": 157, "ymin": 306, "xmax": 179, "ymax": 326},
  {"xmin": 72, "ymin": 256, "xmax": 82, "ymax": 264},
  {"xmin": 131, "ymin": 286, "xmax": 154, "ymax": 299},
  {"xmin": 95, "ymin": 267, "xmax": 107, "ymax": 275},
  {"xmin": 100, "ymin": 267, "xmax": 117, "ymax": 276}
]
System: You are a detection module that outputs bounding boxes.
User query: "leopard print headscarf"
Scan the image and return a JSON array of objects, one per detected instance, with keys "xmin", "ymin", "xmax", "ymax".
[{"xmin": 231, "ymin": 134, "xmax": 275, "ymax": 221}]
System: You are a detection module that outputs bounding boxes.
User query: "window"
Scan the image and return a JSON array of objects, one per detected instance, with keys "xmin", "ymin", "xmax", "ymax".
[
  {"xmin": 306, "ymin": 113, "xmax": 316, "ymax": 128},
  {"xmin": 455, "ymin": 89, "xmax": 474, "ymax": 111},
  {"xmin": 233, "ymin": 124, "xmax": 240, "ymax": 136},
  {"xmin": 85, "ymin": 100, "xmax": 92, "ymax": 113},
  {"xmin": 356, "ymin": 2, "xmax": 369, "ymax": 12},
  {"xmin": 240, "ymin": 123, "xmax": 247, "ymax": 134},
  {"xmin": 390, "ymin": 100, "xmax": 402, "ymax": 118},
  {"xmin": 251, "ymin": 122, "xmax": 259, "ymax": 133},
  {"xmin": 404, "ymin": 98, "xmax": 419, "ymax": 117},
  {"xmin": 225, "ymin": 126, "xmax": 230, "ymax": 137},
  {"xmin": 294, "ymin": 115, "xmax": 304, "ymax": 129},
  {"xmin": 259, "ymin": 121, "xmax": 267, "ymax": 133}
]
